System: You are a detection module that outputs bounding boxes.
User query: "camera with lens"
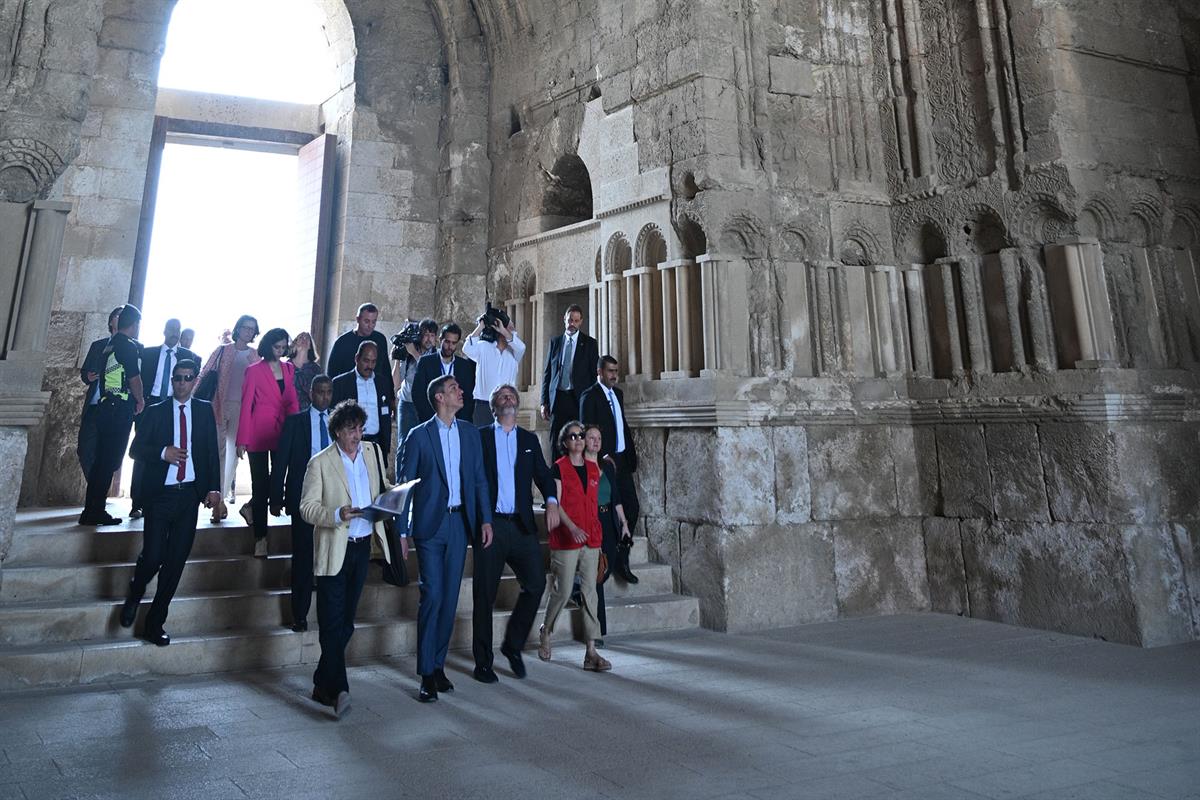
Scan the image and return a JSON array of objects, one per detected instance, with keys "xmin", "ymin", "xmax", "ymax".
[
  {"xmin": 477, "ymin": 302, "xmax": 511, "ymax": 343},
  {"xmin": 391, "ymin": 321, "xmax": 422, "ymax": 347}
]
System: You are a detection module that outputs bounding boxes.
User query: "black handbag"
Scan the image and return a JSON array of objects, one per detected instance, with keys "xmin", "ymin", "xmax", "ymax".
[
  {"xmin": 193, "ymin": 345, "xmax": 223, "ymax": 401},
  {"xmin": 369, "ymin": 443, "xmax": 409, "ymax": 587}
]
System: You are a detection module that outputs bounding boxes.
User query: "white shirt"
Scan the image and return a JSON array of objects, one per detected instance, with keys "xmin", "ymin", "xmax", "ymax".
[
  {"xmin": 309, "ymin": 406, "xmax": 329, "ymax": 458},
  {"xmin": 439, "ymin": 355, "xmax": 455, "ymax": 376},
  {"xmin": 150, "ymin": 346, "xmax": 176, "ymax": 399},
  {"xmin": 161, "ymin": 398, "xmax": 196, "ymax": 485},
  {"xmin": 601, "ymin": 384, "xmax": 626, "ymax": 453},
  {"xmin": 463, "ymin": 333, "xmax": 526, "ymax": 400},
  {"xmin": 355, "ymin": 371, "xmax": 380, "ymax": 435},
  {"xmin": 336, "ymin": 445, "xmax": 374, "ymax": 540}
]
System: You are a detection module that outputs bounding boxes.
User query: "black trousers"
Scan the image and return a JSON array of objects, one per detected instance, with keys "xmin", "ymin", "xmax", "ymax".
[
  {"xmin": 290, "ymin": 514, "xmax": 314, "ymax": 625},
  {"xmin": 128, "ymin": 400, "xmax": 164, "ymax": 511},
  {"xmin": 77, "ymin": 403, "xmax": 100, "ymax": 475},
  {"xmin": 314, "ymin": 537, "xmax": 371, "ymax": 695},
  {"xmin": 127, "ymin": 485, "xmax": 200, "ymax": 634},
  {"xmin": 472, "ymin": 516, "xmax": 546, "ymax": 669},
  {"xmin": 595, "ymin": 506, "xmax": 621, "ymax": 637},
  {"xmin": 614, "ymin": 453, "xmax": 640, "ymax": 532},
  {"xmin": 548, "ymin": 389, "xmax": 578, "ymax": 457},
  {"xmin": 247, "ymin": 450, "xmax": 276, "ymax": 540},
  {"xmin": 83, "ymin": 399, "xmax": 135, "ymax": 515}
]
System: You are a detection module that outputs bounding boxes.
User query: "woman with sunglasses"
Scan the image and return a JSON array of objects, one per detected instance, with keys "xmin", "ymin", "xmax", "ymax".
[
  {"xmin": 538, "ymin": 421, "xmax": 611, "ymax": 671},
  {"xmin": 197, "ymin": 314, "xmax": 260, "ymax": 521}
]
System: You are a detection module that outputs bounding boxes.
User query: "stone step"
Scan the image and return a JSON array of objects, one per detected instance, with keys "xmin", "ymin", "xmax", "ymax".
[
  {"xmin": 0, "ymin": 593, "xmax": 701, "ymax": 690},
  {"xmin": 5, "ymin": 518, "xmax": 649, "ymax": 570},
  {"xmin": 0, "ymin": 562, "xmax": 676, "ymax": 646},
  {"xmin": 1, "ymin": 537, "xmax": 653, "ymax": 604}
]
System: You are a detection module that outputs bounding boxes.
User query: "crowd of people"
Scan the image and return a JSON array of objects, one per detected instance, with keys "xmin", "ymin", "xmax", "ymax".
[{"xmin": 77, "ymin": 299, "xmax": 642, "ymax": 716}]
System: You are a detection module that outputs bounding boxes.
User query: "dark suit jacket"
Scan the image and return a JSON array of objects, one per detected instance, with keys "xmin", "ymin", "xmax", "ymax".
[
  {"xmin": 579, "ymin": 382, "xmax": 638, "ymax": 472},
  {"xmin": 331, "ymin": 369, "xmax": 392, "ymax": 448},
  {"xmin": 328, "ymin": 330, "xmax": 394, "ymax": 402},
  {"xmin": 139, "ymin": 344, "xmax": 202, "ymax": 401},
  {"xmin": 129, "ymin": 397, "xmax": 220, "ymax": 504},
  {"xmin": 270, "ymin": 409, "xmax": 317, "ymax": 515},
  {"xmin": 412, "ymin": 353, "xmax": 476, "ymax": 423},
  {"xmin": 541, "ymin": 332, "xmax": 599, "ymax": 409},
  {"xmin": 398, "ymin": 417, "xmax": 491, "ymax": 541},
  {"xmin": 478, "ymin": 423, "xmax": 556, "ymax": 535},
  {"xmin": 79, "ymin": 336, "xmax": 109, "ymax": 411}
]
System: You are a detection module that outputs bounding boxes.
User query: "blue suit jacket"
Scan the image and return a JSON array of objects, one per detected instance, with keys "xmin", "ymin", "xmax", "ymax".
[{"xmin": 399, "ymin": 416, "xmax": 492, "ymax": 540}]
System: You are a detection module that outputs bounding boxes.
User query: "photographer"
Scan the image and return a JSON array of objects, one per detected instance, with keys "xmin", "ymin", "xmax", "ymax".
[
  {"xmin": 462, "ymin": 305, "xmax": 526, "ymax": 427},
  {"xmin": 391, "ymin": 318, "xmax": 437, "ymax": 471}
]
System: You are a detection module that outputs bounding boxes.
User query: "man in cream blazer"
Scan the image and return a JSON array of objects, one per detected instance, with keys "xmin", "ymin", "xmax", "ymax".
[{"xmin": 300, "ymin": 399, "xmax": 405, "ymax": 717}]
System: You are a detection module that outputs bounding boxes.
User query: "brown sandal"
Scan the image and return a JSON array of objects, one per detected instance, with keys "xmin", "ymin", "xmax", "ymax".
[
  {"xmin": 583, "ymin": 653, "xmax": 611, "ymax": 672},
  {"xmin": 538, "ymin": 625, "xmax": 551, "ymax": 661}
]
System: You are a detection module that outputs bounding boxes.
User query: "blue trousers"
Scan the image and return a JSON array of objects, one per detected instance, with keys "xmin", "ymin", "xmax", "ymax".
[{"xmin": 415, "ymin": 511, "xmax": 468, "ymax": 676}]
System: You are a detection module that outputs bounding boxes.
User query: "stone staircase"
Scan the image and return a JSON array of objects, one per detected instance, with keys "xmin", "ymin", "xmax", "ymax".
[{"xmin": 0, "ymin": 506, "xmax": 700, "ymax": 689}]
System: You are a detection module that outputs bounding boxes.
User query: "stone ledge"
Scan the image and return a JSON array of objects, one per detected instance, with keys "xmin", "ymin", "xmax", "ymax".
[{"xmin": 0, "ymin": 393, "xmax": 52, "ymax": 427}]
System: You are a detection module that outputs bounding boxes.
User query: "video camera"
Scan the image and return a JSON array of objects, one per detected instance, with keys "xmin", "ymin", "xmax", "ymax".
[
  {"xmin": 391, "ymin": 321, "xmax": 423, "ymax": 347},
  {"xmin": 478, "ymin": 302, "xmax": 511, "ymax": 344}
]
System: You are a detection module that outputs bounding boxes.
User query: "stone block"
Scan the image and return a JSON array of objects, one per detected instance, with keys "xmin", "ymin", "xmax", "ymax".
[
  {"xmin": 960, "ymin": 520, "xmax": 1140, "ymax": 644},
  {"xmin": 723, "ymin": 522, "xmax": 837, "ymax": 632},
  {"xmin": 678, "ymin": 523, "xmax": 728, "ymax": 630},
  {"xmin": 768, "ymin": 56, "xmax": 815, "ymax": 97},
  {"xmin": 832, "ymin": 519, "xmax": 930, "ymax": 616},
  {"xmin": 665, "ymin": 428, "xmax": 773, "ymax": 525},
  {"xmin": 922, "ymin": 517, "xmax": 967, "ymax": 615},
  {"xmin": 1108, "ymin": 424, "xmax": 1200, "ymax": 523},
  {"xmin": 1038, "ymin": 422, "xmax": 1113, "ymax": 523},
  {"xmin": 772, "ymin": 426, "xmax": 810, "ymax": 524},
  {"xmin": 0, "ymin": 427, "xmax": 27, "ymax": 565},
  {"xmin": 935, "ymin": 424, "xmax": 992, "ymax": 519},
  {"xmin": 985, "ymin": 424, "xmax": 1050, "ymax": 521},
  {"xmin": 894, "ymin": 425, "xmax": 939, "ymax": 517},
  {"xmin": 644, "ymin": 516, "xmax": 681, "ymax": 573},
  {"xmin": 631, "ymin": 427, "xmax": 665, "ymax": 518},
  {"xmin": 1121, "ymin": 525, "xmax": 1196, "ymax": 647},
  {"xmin": 1171, "ymin": 523, "xmax": 1200, "ymax": 638},
  {"xmin": 808, "ymin": 425, "xmax": 897, "ymax": 520}
]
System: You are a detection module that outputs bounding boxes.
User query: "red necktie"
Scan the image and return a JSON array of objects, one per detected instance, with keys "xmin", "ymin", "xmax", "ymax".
[{"xmin": 177, "ymin": 405, "xmax": 187, "ymax": 481}]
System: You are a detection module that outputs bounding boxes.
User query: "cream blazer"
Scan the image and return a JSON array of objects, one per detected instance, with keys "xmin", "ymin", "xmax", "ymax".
[{"xmin": 300, "ymin": 442, "xmax": 393, "ymax": 577}]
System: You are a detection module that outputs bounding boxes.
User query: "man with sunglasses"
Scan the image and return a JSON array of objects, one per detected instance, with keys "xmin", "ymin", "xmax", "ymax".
[{"xmin": 119, "ymin": 360, "xmax": 222, "ymax": 646}]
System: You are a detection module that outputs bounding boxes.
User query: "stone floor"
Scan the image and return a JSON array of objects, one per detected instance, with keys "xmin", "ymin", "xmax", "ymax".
[{"xmin": 0, "ymin": 614, "xmax": 1196, "ymax": 800}]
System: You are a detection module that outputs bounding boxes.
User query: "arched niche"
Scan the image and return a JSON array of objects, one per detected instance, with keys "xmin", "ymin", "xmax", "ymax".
[
  {"xmin": 539, "ymin": 153, "xmax": 594, "ymax": 232},
  {"xmin": 635, "ymin": 224, "xmax": 668, "ymax": 268},
  {"xmin": 674, "ymin": 214, "xmax": 708, "ymax": 260}
]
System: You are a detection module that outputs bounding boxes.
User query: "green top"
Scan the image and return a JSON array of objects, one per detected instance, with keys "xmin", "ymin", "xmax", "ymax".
[{"xmin": 598, "ymin": 470, "xmax": 612, "ymax": 505}]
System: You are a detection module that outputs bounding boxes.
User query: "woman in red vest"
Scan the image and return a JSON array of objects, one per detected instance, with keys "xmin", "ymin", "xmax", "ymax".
[{"xmin": 538, "ymin": 420, "xmax": 610, "ymax": 671}]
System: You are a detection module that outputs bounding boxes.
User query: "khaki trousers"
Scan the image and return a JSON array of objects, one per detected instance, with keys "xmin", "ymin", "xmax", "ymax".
[{"xmin": 542, "ymin": 545, "xmax": 601, "ymax": 642}]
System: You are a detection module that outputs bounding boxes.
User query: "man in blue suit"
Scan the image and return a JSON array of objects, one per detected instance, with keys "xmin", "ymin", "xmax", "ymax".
[{"xmin": 399, "ymin": 373, "xmax": 493, "ymax": 703}]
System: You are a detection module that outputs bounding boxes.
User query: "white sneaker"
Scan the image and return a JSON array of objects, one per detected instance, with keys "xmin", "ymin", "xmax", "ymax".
[{"xmin": 254, "ymin": 538, "xmax": 269, "ymax": 558}]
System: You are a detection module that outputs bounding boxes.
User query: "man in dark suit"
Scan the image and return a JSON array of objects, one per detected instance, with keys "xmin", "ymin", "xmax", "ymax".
[
  {"xmin": 473, "ymin": 383, "xmax": 562, "ymax": 683},
  {"xmin": 130, "ymin": 318, "xmax": 201, "ymax": 519},
  {"xmin": 119, "ymin": 359, "xmax": 222, "ymax": 646},
  {"xmin": 327, "ymin": 302, "xmax": 394, "ymax": 411},
  {"xmin": 412, "ymin": 323, "xmax": 475, "ymax": 424},
  {"xmin": 77, "ymin": 306, "xmax": 122, "ymax": 475},
  {"xmin": 331, "ymin": 341, "xmax": 392, "ymax": 461},
  {"xmin": 540, "ymin": 304, "xmax": 599, "ymax": 455},
  {"xmin": 579, "ymin": 355, "xmax": 640, "ymax": 583},
  {"xmin": 398, "ymin": 373, "xmax": 493, "ymax": 702},
  {"xmin": 270, "ymin": 373, "xmax": 333, "ymax": 633}
]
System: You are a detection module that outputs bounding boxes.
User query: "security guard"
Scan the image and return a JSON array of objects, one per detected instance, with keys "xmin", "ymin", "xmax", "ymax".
[{"xmin": 79, "ymin": 304, "xmax": 145, "ymax": 526}]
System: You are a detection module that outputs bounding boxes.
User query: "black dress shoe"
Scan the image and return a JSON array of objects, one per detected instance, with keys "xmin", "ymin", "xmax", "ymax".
[
  {"xmin": 500, "ymin": 643, "xmax": 526, "ymax": 678},
  {"xmin": 78, "ymin": 512, "xmax": 122, "ymax": 526},
  {"xmin": 418, "ymin": 677, "xmax": 438, "ymax": 703},
  {"xmin": 291, "ymin": 621, "xmax": 308, "ymax": 633},
  {"xmin": 433, "ymin": 668, "xmax": 454, "ymax": 693},
  {"xmin": 311, "ymin": 686, "xmax": 335, "ymax": 707},
  {"xmin": 143, "ymin": 630, "xmax": 170, "ymax": 647},
  {"xmin": 128, "ymin": 508, "xmax": 143, "ymax": 520},
  {"xmin": 472, "ymin": 666, "xmax": 499, "ymax": 684},
  {"xmin": 119, "ymin": 597, "xmax": 139, "ymax": 628},
  {"xmin": 618, "ymin": 564, "xmax": 639, "ymax": 584}
]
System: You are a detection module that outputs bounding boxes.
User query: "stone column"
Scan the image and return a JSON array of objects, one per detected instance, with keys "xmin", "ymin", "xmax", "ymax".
[
  {"xmin": 10, "ymin": 202, "xmax": 72, "ymax": 353},
  {"xmin": 998, "ymin": 248, "xmax": 1028, "ymax": 371},
  {"xmin": 507, "ymin": 298, "xmax": 531, "ymax": 389},
  {"xmin": 936, "ymin": 257, "xmax": 966, "ymax": 377},
  {"xmin": 603, "ymin": 273, "xmax": 624, "ymax": 365},
  {"xmin": 811, "ymin": 261, "xmax": 840, "ymax": 375},
  {"xmin": 624, "ymin": 273, "xmax": 641, "ymax": 377},
  {"xmin": 782, "ymin": 260, "xmax": 814, "ymax": 377},
  {"xmin": 528, "ymin": 293, "xmax": 544, "ymax": 400},
  {"xmin": 1043, "ymin": 239, "xmax": 1118, "ymax": 368},
  {"xmin": 698, "ymin": 255, "xmax": 750, "ymax": 376},
  {"xmin": 659, "ymin": 263, "xmax": 678, "ymax": 374},
  {"xmin": 627, "ymin": 266, "xmax": 662, "ymax": 380},
  {"xmin": 955, "ymin": 255, "xmax": 993, "ymax": 375},
  {"xmin": 903, "ymin": 265, "xmax": 933, "ymax": 377}
]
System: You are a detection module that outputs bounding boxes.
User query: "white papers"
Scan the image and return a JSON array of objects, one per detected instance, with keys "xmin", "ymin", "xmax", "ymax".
[{"xmin": 360, "ymin": 478, "xmax": 419, "ymax": 522}]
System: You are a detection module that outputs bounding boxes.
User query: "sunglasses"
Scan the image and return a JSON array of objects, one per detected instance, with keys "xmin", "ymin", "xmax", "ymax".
[
  {"xmin": 172, "ymin": 375, "xmax": 196, "ymax": 383},
  {"xmin": 566, "ymin": 432, "xmax": 584, "ymax": 440}
]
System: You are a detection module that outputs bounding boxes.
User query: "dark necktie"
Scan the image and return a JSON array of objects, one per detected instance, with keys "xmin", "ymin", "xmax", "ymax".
[
  {"xmin": 177, "ymin": 405, "xmax": 187, "ymax": 482},
  {"xmin": 560, "ymin": 336, "xmax": 574, "ymax": 390},
  {"xmin": 158, "ymin": 348, "xmax": 174, "ymax": 398},
  {"xmin": 319, "ymin": 411, "xmax": 329, "ymax": 449}
]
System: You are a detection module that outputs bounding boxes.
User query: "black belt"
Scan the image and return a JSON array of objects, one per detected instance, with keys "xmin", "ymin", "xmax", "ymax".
[
  {"xmin": 493, "ymin": 512, "xmax": 520, "ymax": 521},
  {"xmin": 348, "ymin": 536, "xmax": 372, "ymax": 546},
  {"xmin": 165, "ymin": 481, "xmax": 195, "ymax": 491},
  {"xmin": 598, "ymin": 504, "xmax": 611, "ymax": 513},
  {"xmin": 447, "ymin": 504, "xmax": 464, "ymax": 513}
]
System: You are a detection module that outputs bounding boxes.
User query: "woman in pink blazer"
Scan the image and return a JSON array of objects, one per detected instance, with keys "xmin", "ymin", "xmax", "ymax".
[{"xmin": 237, "ymin": 328, "xmax": 299, "ymax": 555}]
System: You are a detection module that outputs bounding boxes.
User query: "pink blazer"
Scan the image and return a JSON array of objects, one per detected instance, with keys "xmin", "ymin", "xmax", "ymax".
[{"xmin": 236, "ymin": 360, "xmax": 299, "ymax": 452}]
